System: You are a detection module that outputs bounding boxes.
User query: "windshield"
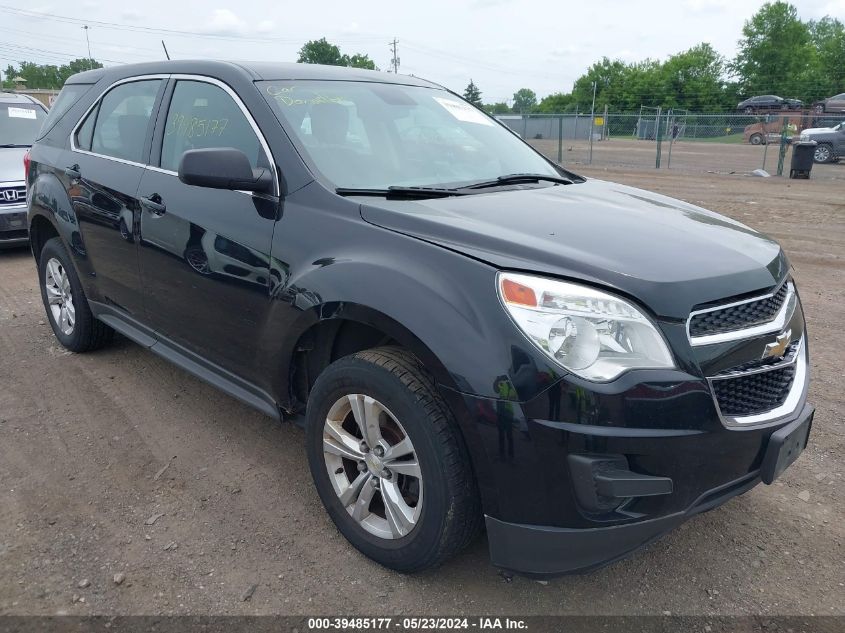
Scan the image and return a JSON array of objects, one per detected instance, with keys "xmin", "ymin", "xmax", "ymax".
[
  {"xmin": 258, "ymin": 80, "xmax": 561, "ymax": 190},
  {"xmin": 0, "ymin": 102, "xmax": 47, "ymax": 146}
]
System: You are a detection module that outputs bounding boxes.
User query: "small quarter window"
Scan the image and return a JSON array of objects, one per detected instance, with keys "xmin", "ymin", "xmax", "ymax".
[
  {"xmin": 75, "ymin": 103, "xmax": 98, "ymax": 151},
  {"xmin": 91, "ymin": 79, "xmax": 162, "ymax": 163}
]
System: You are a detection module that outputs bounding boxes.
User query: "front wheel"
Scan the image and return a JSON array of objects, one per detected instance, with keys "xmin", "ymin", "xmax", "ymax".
[
  {"xmin": 813, "ymin": 143, "xmax": 834, "ymax": 164},
  {"xmin": 305, "ymin": 347, "xmax": 481, "ymax": 572},
  {"xmin": 749, "ymin": 133, "xmax": 763, "ymax": 146}
]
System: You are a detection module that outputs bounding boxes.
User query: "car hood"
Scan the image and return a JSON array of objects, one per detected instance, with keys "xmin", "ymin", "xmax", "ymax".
[
  {"xmin": 0, "ymin": 147, "xmax": 28, "ymax": 183},
  {"xmin": 802, "ymin": 127, "xmax": 835, "ymax": 136},
  {"xmin": 359, "ymin": 179, "xmax": 788, "ymax": 320}
]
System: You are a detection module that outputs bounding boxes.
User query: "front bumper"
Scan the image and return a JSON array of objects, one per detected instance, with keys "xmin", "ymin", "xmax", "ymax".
[
  {"xmin": 441, "ymin": 376, "xmax": 813, "ymax": 577},
  {"xmin": 486, "ymin": 468, "xmax": 762, "ymax": 577},
  {"xmin": 0, "ymin": 205, "xmax": 29, "ymax": 246}
]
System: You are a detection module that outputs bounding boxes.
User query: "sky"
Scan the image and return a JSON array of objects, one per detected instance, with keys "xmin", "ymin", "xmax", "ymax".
[{"xmin": 1, "ymin": 0, "xmax": 843, "ymax": 103}]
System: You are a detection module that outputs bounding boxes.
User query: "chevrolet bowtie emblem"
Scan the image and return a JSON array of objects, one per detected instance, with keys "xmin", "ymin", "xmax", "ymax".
[{"xmin": 762, "ymin": 329, "xmax": 791, "ymax": 360}]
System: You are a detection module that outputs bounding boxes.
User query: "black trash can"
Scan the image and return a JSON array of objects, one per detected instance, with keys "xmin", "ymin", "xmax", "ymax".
[{"xmin": 790, "ymin": 141, "xmax": 817, "ymax": 179}]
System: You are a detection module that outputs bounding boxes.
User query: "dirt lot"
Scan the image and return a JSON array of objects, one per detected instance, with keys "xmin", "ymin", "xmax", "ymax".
[{"xmin": 0, "ymin": 168, "xmax": 843, "ymax": 617}]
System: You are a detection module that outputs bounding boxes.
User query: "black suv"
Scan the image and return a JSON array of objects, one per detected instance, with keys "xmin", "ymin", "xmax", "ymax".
[{"xmin": 26, "ymin": 61, "xmax": 813, "ymax": 576}]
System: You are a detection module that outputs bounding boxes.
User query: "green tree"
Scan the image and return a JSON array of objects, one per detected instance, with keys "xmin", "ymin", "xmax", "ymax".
[
  {"xmin": 657, "ymin": 44, "xmax": 727, "ymax": 111},
  {"xmin": 732, "ymin": 1, "xmax": 815, "ymax": 99},
  {"xmin": 484, "ymin": 102, "xmax": 511, "ymax": 115},
  {"xmin": 570, "ymin": 57, "xmax": 629, "ymax": 111},
  {"xmin": 536, "ymin": 92, "xmax": 575, "ymax": 113},
  {"xmin": 344, "ymin": 53, "xmax": 377, "ymax": 70},
  {"xmin": 512, "ymin": 88, "xmax": 537, "ymax": 113},
  {"xmin": 463, "ymin": 80, "xmax": 482, "ymax": 107},
  {"xmin": 807, "ymin": 17, "xmax": 845, "ymax": 100},
  {"xmin": 297, "ymin": 38, "xmax": 345, "ymax": 65},
  {"xmin": 297, "ymin": 38, "xmax": 378, "ymax": 70},
  {"xmin": 1, "ymin": 58, "xmax": 101, "ymax": 89}
]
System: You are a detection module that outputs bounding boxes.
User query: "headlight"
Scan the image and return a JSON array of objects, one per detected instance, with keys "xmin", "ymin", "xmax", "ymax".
[
  {"xmin": 799, "ymin": 134, "xmax": 809, "ymax": 142},
  {"xmin": 497, "ymin": 273, "xmax": 675, "ymax": 381}
]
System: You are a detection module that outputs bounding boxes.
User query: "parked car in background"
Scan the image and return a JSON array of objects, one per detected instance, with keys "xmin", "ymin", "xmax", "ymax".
[
  {"xmin": 737, "ymin": 95, "xmax": 802, "ymax": 113},
  {"xmin": 26, "ymin": 61, "xmax": 813, "ymax": 576},
  {"xmin": 800, "ymin": 122, "xmax": 845, "ymax": 163},
  {"xmin": 1, "ymin": 93, "xmax": 47, "ymax": 247},
  {"xmin": 742, "ymin": 116, "xmax": 803, "ymax": 145},
  {"xmin": 814, "ymin": 93, "xmax": 845, "ymax": 114}
]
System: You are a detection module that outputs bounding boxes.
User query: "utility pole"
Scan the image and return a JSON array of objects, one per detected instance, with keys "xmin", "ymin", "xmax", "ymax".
[
  {"xmin": 588, "ymin": 81, "xmax": 597, "ymax": 164},
  {"xmin": 82, "ymin": 25, "xmax": 92, "ymax": 68},
  {"xmin": 389, "ymin": 38, "xmax": 399, "ymax": 73}
]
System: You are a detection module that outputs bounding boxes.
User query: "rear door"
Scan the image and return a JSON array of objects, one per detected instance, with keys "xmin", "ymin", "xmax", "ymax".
[
  {"xmin": 69, "ymin": 77, "xmax": 166, "ymax": 318},
  {"xmin": 137, "ymin": 77, "xmax": 278, "ymax": 383}
]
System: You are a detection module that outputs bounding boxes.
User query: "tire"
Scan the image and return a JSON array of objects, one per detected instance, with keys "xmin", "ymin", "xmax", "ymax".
[
  {"xmin": 38, "ymin": 237, "xmax": 113, "ymax": 352},
  {"xmin": 744, "ymin": 107, "xmax": 754, "ymax": 114},
  {"xmin": 815, "ymin": 104, "xmax": 825, "ymax": 114},
  {"xmin": 813, "ymin": 143, "xmax": 834, "ymax": 164},
  {"xmin": 749, "ymin": 133, "xmax": 763, "ymax": 146},
  {"xmin": 305, "ymin": 346, "xmax": 482, "ymax": 572}
]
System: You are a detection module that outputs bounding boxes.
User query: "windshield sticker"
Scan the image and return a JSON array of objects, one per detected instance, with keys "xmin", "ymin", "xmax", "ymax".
[
  {"xmin": 265, "ymin": 85, "xmax": 345, "ymax": 107},
  {"xmin": 8, "ymin": 107, "xmax": 37, "ymax": 119},
  {"xmin": 433, "ymin": 97, "xmax": 493, "ymax": 126}
]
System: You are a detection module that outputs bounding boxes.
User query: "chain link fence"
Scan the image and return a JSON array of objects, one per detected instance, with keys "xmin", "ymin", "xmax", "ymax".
[{"xmin": 497, "ymin": 111, "xmax": 845, "ymax": 179}]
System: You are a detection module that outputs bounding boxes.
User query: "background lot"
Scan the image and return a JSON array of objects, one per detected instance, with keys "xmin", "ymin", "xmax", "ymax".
[{"xmin": 0, "ymin": 168, "xmax": 843, "ymax": 616}]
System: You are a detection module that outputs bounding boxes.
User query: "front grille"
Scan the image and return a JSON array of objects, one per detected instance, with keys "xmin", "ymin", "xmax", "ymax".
[
  {"xmin": 712, "ymin": 365, "xmax": 796, "ymax": 417},
  {"xmin": 0, "ymin": 186, "xmax": 26, "ymax": 206},
  {"xmin": 690, "ymin": 282, "xmax": 789, "ymax": 337}
]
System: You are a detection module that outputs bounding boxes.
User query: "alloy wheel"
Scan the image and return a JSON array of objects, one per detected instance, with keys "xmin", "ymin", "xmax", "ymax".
[
  {"xmin": 322, "ymin": 394, "xmax": 423, "ymax": 540},
  {"xmin": 814, "ymin": 145, "xmax": 832, "ymax": 163},
  {"xmin": 44, "ymin": 257, "xmax": 75, "ymax": 336}
]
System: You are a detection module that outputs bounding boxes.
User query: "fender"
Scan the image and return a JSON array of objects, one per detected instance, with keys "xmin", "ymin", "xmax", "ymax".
[
  {"xmin": 260, "ymin": 188, "xmax": 565, "ymax": 408},
  {"xmin": 27, "ymin": 144, "xmax": 98, "ymax": 300}
]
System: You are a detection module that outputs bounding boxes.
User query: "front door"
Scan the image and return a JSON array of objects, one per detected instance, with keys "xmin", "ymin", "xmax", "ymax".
[{"xmin": 137, "ymin": 78, "xmax": 278, "ymax": 384}]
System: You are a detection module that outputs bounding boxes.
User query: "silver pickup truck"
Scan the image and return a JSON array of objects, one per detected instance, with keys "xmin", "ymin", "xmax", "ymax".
[{"xmin": 800, "ymin": 121, "xmax": 845, "ymax": 164}]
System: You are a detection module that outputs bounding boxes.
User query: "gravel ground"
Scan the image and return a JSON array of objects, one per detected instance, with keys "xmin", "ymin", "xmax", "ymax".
[{"xmin": 0, "ymin": 168, "xmax": 843, "ymax": 617}]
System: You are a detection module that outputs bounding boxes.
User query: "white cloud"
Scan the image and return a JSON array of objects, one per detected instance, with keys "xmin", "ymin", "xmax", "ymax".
[
  {"xmin": 256, "ymin": 19, "xmax": 275, "ymax": 33},
  {"xmin": 197, "ymin": 9, "xmax": 249, "ymax": 35}
]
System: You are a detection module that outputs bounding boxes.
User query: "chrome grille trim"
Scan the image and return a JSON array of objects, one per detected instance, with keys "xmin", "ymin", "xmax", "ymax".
[
  {"xmin": 687, "ymin": 280, "xmax": 796, "ymax": 347},
  {"xmin": 708, "ymin": 336, "xmax": 807, "ymax": 426}
]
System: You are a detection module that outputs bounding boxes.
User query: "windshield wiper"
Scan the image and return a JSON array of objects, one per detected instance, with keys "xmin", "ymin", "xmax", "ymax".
[
  {"xmin": 0, "ymin": 143, "xmax": 32, "ymax": 148},
  {"xmin": 336, "ymin": 186, "xmax": 471, "ymax": 199},
  {"xmin": 461, "ymin": 173, "xmax": 574, "ymax": 189}
]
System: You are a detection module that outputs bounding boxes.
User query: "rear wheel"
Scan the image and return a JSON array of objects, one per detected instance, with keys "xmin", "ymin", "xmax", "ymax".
[
  {"xmin": 38, "ymin": 237, "xmax": 113, "ymax": 352},
  {"xmin": 305, "ymin": 347, "xmax": 481, "ymax": 572},
  {"xmin": 813, "ymin": 143, "xmax": 834, "ymax": 164}
]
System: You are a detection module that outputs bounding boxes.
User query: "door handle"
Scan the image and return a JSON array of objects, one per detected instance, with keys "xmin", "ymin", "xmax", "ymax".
[
  {"xmin": 140, "ymin": 194, "xmax": 166, "ymax": 215},
  {"xmin": 64, "ymin": 164, "xmax": 81, "ymax": 180}
]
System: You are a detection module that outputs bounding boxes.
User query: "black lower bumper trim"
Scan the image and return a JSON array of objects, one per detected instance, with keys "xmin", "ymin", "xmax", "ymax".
[{"xmin": 487, "ymin": 470, "xmax": 762, "ymax": 577}]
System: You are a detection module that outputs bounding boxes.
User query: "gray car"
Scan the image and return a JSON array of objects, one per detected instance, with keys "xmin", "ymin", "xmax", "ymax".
[
  {"xmin": 1, "ymin": 93, "xmax": 48, "ymax": 247},
  {"xmin": 800, "ymin": 121, "xmax": 845, "ymax": 163}
]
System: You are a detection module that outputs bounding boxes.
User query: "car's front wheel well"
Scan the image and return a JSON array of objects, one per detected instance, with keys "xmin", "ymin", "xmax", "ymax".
[
  {"xmin": 289, "ymin": 319, "xmax": 398, "ymax": 411},
  {"xmin": 29, "ymin": 215, "xmax": 59, "ymax": 261}
]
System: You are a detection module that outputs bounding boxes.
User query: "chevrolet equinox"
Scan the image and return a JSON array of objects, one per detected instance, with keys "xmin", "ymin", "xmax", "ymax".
[{"xmin": 25, "ymin": 61, "xmax": 813, "ymax": 576}]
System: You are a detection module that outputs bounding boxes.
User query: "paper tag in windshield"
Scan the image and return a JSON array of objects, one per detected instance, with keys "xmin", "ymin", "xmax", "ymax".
[
  {"xmin": 433, "ymin": 97, "xmax": 493, "ymax": 126},
  {"xmin": 8, "ymin": 107, "xmax": 37, "ymax": 119}
]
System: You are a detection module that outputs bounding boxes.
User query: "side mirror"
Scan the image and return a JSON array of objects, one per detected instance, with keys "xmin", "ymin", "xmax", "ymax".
[{"xmin": 178, "ymin": 148, "xmax": 273, "ymax": 194}]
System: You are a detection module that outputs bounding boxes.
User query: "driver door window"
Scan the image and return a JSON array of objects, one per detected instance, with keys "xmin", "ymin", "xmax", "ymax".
[{"xmin": 160, "ymin": 80, "xmax": 266, "ymax": 172}]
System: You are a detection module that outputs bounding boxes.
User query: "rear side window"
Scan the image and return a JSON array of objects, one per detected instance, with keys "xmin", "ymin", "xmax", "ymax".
[
  {"xmin": 38, "ymin": 83, "xmax": 91, "ymax": 138},
  {"xmin": 90, "ymin": 80, "xmax": 162, "ymax": 163},
  {"xmin": 74, "ymin": 103, "xmax": 98, "ymax": 151},
  {"xmin": 160, "ymin": 80, "xmax": 265, "ymax": 172}
]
